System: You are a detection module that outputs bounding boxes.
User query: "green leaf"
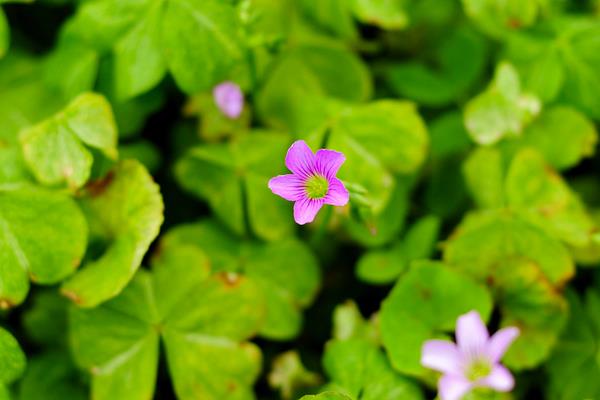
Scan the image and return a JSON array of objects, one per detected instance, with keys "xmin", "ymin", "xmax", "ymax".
[
  {"xmin": 463, "ymin": 147, "xmax": 506, "ymax": 209},
  {"xmin": 429, "ymin": 111, "xmax": 472, "ymax": 159},
  {"xmin": 444, "ymin": 210, "xmax": 572, "ymax": 369},
  {"xmin": 155, "ymin": 220, "xmax": 321, "ymax": 340},
  {"xmin": 162, "ymin": 0, "xmax": 244, "ymax": 94},
  {"xmin": 326, "ymin": 100, "xmax": 428, "ymax": 212},
  {"xmin": 43, "ymin": 42, "xmax": 99, "ymax": 99},
  {"xmin": 351, "ymin": 0, "xmax": 409, "ymax": 30},
  {"xmin": 113, "ymin": 0, "xmax": 166, "ymax": 100},
  {"xmin": 323, "ymin": 339, "xmax": 424, "ymax": 400},
  {"xmin": 380, "ymin": 261, "xmax": 493, "ymax": 376},
  {"xmin": 175, "ymin": 132, "xmax": 295, "ymax": 240},
  {"xmin": 20, "ymin": 93, "xmax": 118, "ymax": 189},
  {"xmin": 0, "ymin": 185, "xmax": 87, "ymax": 308},
  {"xmin": 356, "ymin": 216, "xmax": 440, "ymax": 284},
  {"xmin": 0, "ymin": 328, "xmax": 25, "ymax": 385},
  {"xmin": 546, "ymin": 289, "xmax": 600, "ymax": 399},
  {"xmin": 268, "ymin": 351, "xmax": 322, "ymax": 400},
  {"xmin": 70, "ymin": 258, "xmax": 264, "ymax": 400},
  {"xmin": 505, "ymin": 18, "xmax": 600, "ymax": 119},
  {"xmin": 300, "ymin": 393, "xmax": 352, "ymax": 400},
  {"xmin": 521, "ymin": 106, "xmax": 597, "ymax": 170},
  {"xmin": 256, "ymin": 43, "xmax": 371, "ymax": 132},
  {"xmin": 462, "ymin": 0, "xmax": 541, "ymax": 39},
  {"xmin": 0, "ymin": 9, "xmax": 8, "ymax": 59},
  {"xmin": 506, "ymin": 149, "xmax": 598, "ymax": 248},
  {"xmin": 22, "ymin": 289, "xmax": 70, "ymax": 346},
  {"xmin": 298, "ymin": 0, "xmax": 357, "ymax": 40},
  {"xmin": 18, "ymin": 352, "xmax": 87, "ymax": 400},
  {"xmin": 332, "ymin": 301, "xmax": 378, "ymax": 343},
  {"xmin": 464, "ymin": 62, "xmax": 541, "ymax": 145},
  {"xmin": 61, "ymin": 160, "xmax": 164, "ymax": 307},
  {"xmin": 386, "ymin": 27, "xmax": 487, "ymax": 106}
]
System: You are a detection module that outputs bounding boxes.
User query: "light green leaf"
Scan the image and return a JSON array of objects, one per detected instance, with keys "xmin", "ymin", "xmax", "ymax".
[
  {"xmin": 505, "ymin": 18, "xmax": 600, "ymax": 119},
  {"xmin": 175, "ymin": 132, "xmax": 295, "ymax": 240},
  {"xmin": 462, "ymin": 0, "xmax": 541, "ymax": 38},
  {"xmin": 462, "ymin": 147, "xmax": 505, "ymax": 209},
  {"xmin": 156, "ymin": 220, "xmax": 321, "ymax": 340},
  {"xmin": 387, "ymin": 27, "xmax": 487, "ymax": 106},
  {"xmin": 70, "ymin": 259, "xmax": 264, "ymax": 400},
  {"xmin": 380, "ymin": 261, "xmax": 492, "ymax": 376},
  {"xmin": 327, "ymin": 100, "xmax": 428, "ymax": 213},
  {"xmin": 332, "ymin": 301, "xmax": 378, "ymax": 343},
  {"xmin": 43, "ymin": 42, "xmax": 99, "ymax": 99},
  {"xmin": 268, "ymin": 351, "xmax": 322, "ymax": 400},
  {"xmin": 0, "ymin": 328, "xmax": 25, "ymax": 385},
  {"xmin": 113, "ymin": 0, "xmax": 166, "ymax": 100},
  {"xmin": 521, "ymin": 106, "xmax": 597, "ymax": 170},
  {"xmin": 323, "ymin": 339, "xmax": 424, "ymax": 399},
  {"xmin": 464, "ymin": 62, "xmax": 541, "ymax": 145},
  {"xmin": 162, "ymin": 0, "xmax": 244, "ymax": 94},
  {"xmin": 444, "ymin": 210, "xmax": 573, "ymax": 369},
  {"xmin": 61, "ymin": 160, "xmax": 164, "ymax": 307},
  {"xmin": 351, "ymin": 0, "xmax": 409, "ymax": 29},
  {"xmin": 256, "ymin": 44, "xmax": 371, "ymax": 132},
  {"xmin": 20, "ymin": 93, "xmax": 118, "ymax": 189},
  {"xmin": 506, "ymin": 149, "xmax": 598, "ymax": 248},
  {"xmin": 301, "ymin": 393, "xmax": 352, "ymax": 400},
  {"xmin": 298, "ymin": 0, "xmax": 357, "ymax": 39},
  {"xmin": 356, "ymin": 216, "xmax": 440, "ymax": 284},
  {"xmin": 0, "ymin": 185, "xmax": 87, "ymax": 308}
]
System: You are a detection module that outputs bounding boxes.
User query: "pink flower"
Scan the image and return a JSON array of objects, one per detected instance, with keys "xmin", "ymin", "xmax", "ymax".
[
  {"xmin": 213, "ymin": 81, "xmax": 244, "ymax": 119},
  {"xmin": 421, "ymin": 311, "xmax": 520, "ymax": 400},
  {"xmin": 268, "ymin": 140, "xmax": 349, "ymax": 225}
]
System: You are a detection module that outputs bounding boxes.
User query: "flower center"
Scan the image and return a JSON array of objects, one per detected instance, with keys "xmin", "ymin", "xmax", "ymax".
[
  {"xmin": 466, "ymin": 358, "xmax": 492, "ymax": 382},
  {"xmin": 305, "ymin": 175, "xmax": 329, "ymax": 199}
]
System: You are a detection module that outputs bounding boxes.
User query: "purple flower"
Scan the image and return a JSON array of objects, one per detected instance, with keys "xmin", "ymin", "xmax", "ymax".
[
  {"xmin": 213, "ymin": 81, "xmax": 244, "ymax": 119},
  {"xmin": 268, "ymin": 140, "xmax": 350, "ymax": 225},
  {"xmin": 421, "ymin": 311, "xmax": 520, "ymax": 400}
]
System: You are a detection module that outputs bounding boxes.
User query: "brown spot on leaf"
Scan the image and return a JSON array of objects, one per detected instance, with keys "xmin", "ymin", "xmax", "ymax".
[
  {"xmin": 507, "ymin": 18, "xmax": 522, "ymax": 29},
  {"xmin": 227, "ymin": 381, "xmax": 237, "ymax": 392},
  {"xmin": 0, "ymin": 299, "xmax": 14, "ymax": 309},
  {"xmin": 217, "ymin": 272, "xmax": 242, "ymax": 288},
  {"xmin": 61, "ymin": 289, "xmax": 83, "ymax": 304},
  {"xmin": 85, "ymin": 171, "xmax": 115, "ymax": 197}
]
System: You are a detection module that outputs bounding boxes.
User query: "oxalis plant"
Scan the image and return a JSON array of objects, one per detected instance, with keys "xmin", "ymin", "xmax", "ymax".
[{"xmin": 1, "ymin": 0, "xmax": 600, "ymax": 399}]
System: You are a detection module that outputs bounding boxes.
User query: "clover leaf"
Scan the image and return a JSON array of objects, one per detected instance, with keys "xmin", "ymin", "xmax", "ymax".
[
  {"xmin": 0, "ymin": 327, "xmax": 25, "ymax": 397},
  {"xmin": 70, "ymin": 250, "xmax": 264, "ymax": 400},
  {"xmin": 380, "ymin": 261, "xmax": 493, "ymax": 376},
  {"xmin": 61, "ymin": 160, "xmax": 163, "ymax": 308},
  {"xmin": 444, "ymin": 210, "xmax": 573, "ymax": 369},
  {"xmin": 154, "ymin": 219, "xmax": 320, "ymax": 340},
  {"xmin": 464, "ymin": 62, "xmax": 540, "ymax": 145},
  {"xmin": 505, "ymin": 17, "xmax": 600, "ymax": 119},
  {"xmin": 386, "ymin": 27, "xmax": 487, "ymax": 107},
  {"xmin": 51, "ymin": 0, "xmax": 244, "ymax": 100},
  {"xmin": 0, "ymin": 185, "xmax": 87, "ymax": 308},
  {"xmin": 19, "ymin": 92, "xmax": 118, "ymax": 190},
  {"xmin": 176, "ymin": 132, "xmax": 295, "ymax": 241}
]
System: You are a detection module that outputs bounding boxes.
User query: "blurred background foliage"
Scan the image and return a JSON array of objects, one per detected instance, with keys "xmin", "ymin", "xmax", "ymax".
[{"xmin": 0, "ymin": 0, "xmax": 600, "ymax": 399}]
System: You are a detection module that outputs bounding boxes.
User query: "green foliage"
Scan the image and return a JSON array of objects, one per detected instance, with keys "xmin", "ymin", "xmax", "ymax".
[{"xmin": 2, "ymin": 1, "xmax": 600, "ymax": 399}]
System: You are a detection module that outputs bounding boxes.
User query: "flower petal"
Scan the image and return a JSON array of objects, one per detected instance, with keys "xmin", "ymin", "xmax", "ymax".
[
  {"xmin": 315, "ymin": 149, "xmax": 345, "ymax": 179},
  {"xmin": 487, "ymin": 327, "xmax": 519, "ymax": 363},
  {"xmin": 421, "ymin": 340, "xmax": 462, "ymax": 374},
  {"xmin": 285, "ymin": 140, "xmax": 315, "ymax": 178},
  {"xmin": 268, "ymin": 174, "xmax": 305, "ymax": 201},
  {"xmin": 324, "ymin": 177, "xmax": 349, "ymax": 206},
  {"xmin": 293, "ymin": 198, "xmax": 323, "ymax": 225},
  {"xmin": 439, "ymin": 374, "xmax": 472, "ymax": 400},
  {"xmin": 213, "ymin": 82, "xmax": 244, "ymax": 119},
  {"xmin": 479, "ymin": 364, "xmax": 514, "ymax": 392},
  {"xmin": 456, "ymin": 311, "xmax": 489, "ymax": 357}
]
